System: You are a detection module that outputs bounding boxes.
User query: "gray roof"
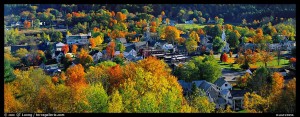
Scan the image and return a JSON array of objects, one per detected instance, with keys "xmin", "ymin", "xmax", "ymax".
[
  {"xmin": 199, "ymin": 81, "xmax": 215, "ymax": 92},
  {"xmin": 116, "ymin": 38, "xmax": 127, "ymax": 44},
  {"xmin": 207, "ymin": 86, "xmax": 219, "ymax": 100},
  {"xmin": 216, "ymin": 97, "xmax": 227, "ymax": 105},
  {"xmin": 125, "ymin": 54, "xmax": 136, "ymax": 61},
  {"xmin": 214, "ymin": 78, "xmax": 227, "ymax": 87},
  {"xmin": 178, "ymin": 80, "xmax": 192, "ymax": 91},
  {"xmin": 231, "ymin": 90, "xmax": 248, "ymax": 97},
  {"xmin": 134, "ymin": 41, "xmax": 147, "ymax": 47},
  {"xmin": 192, "ymin": 80, "xmax": 205, "ymax": 87}
]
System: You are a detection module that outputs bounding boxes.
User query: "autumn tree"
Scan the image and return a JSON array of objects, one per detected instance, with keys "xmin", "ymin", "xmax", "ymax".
[
  {"xmin": 189, "ymin": 31, "xmax": 200, "ymax": 42},
  {"xmin": 237, "ymin": 72, "xmax": 250, "ymax": 88},
  {"xmin": 185, "ymin": 38, "xmax": 198, "ymax": 54},
  {"xmin": 62, "ymin": 44, "xmax": 69, "ymax": 54},
  {"xmin": 41, "ymin": 32, "xmax": 50, "ymax": 42},
  {"xmin": 244, "ymin": 92, "xmax": 269, "ymax": 113},
  {"xmin": 4, "ymin": 84, "xmax": 23, "ymax": 112},
  {"xmin": 108, "ymin": 64, "xmax": 124, "ymax": 92},
  {"xmin": 15, "ymin": 48, "xmax": 29, "ymax": 58},
  {"xmin": 106, "ymin": 41, "xmax": 116, "ymax": 59},
  {"xmin": 258, "ymin": 50, "xmax": 274, "ymax": 67},
  {"xmin": 24, "ymin": 20, "xmax": 31, "ymax": 29},
  {"xmin": 89, "ymin": 38, "xmax": 96, "ymax": 48},
  {"xmin": 85, "ymin": 83, "xmax": 109, "ymax": 112},
  {"xmin": 108, "ymin": 90, "xmax": 123, "ymax": 113},
  {"xmin": 72, "ymin": 44, "xmax": 78, "ymax": 54},
  {"xmin": 222, "ymin": 53, "xmax": 228, "ymax": 63},
  {"xmin": 65, "ymin": 64, "xmax": 87, "ymax": 87},
  {"xmin": 78, "ymin": 48, "xmax": 94, "ymax": 68},
  {"xmin": 163, "ymin": 26, "xmax": 180, "ymax": 45},
  {"xmin": 116, "ymin": 12, "xmax": 127, "ymax": 22},
  {"xmin": 236, "ymin": 49, "xmax": 259, "ymax": 69}
]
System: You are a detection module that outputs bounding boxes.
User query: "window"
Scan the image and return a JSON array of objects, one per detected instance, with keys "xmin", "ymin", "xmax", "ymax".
[{"xmin": 225, "ymin": 84, "xmax": 228, "ymax": 87}]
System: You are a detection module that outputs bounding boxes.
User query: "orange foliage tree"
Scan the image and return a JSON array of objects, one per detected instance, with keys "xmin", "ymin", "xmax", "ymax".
[
  {"xmin": 289, "ymin": 57, "xmax": 296, "ymax": 63},
  {"xmin": 271, "ymin": 72, "xmax": 284, "ymax": 95},
  {"xmin": 72, "ymin": 44, "xmax": 78, "ymax": 54},
  {"xmin": 108, "ymin": 64, "xmax": 124, "ymax": 92},
  {"xmin": 106, "ymin": 41, "xmax": 116, "ymax": 59},
  {"xmin": 65, "ymin": 64, "xmax": 87, "ymax": 87},
  {"xmin": 24, "ymin": 20, "xmax": 31, "ymax": 29},
  {"xmin": 116, "ymin": 12, "xmax": 127, "ymax": 22},
  {"xmin": 89, "ymin": 38, "xmax": 96, "ymax": 48}
]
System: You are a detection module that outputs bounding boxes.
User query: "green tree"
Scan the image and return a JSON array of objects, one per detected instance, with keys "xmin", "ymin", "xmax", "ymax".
[
  {"xmin": 185, "ymin": 38, "xmax": 198, "ymax": 54},
  {"xmin": 51, "ymin": 31, "xmax": 63, "ymax": 42},
  {"xmin": 228, "ymin": 30, "xmax": 241, "ymax": 49},
  {"xmin": 213, "ymin": 36, "xmax": 226, "ymax": 53},
  {"xmin": 4, "ymin": 58, "xmax": 15, "ymax": 83},
  {"xmin": 41, "ymin": 32, "xmax": 50, "ymax": 42},
  {"xmin": 85, "ymin": 83, "xmax": 109, "ymax": 112},
  {"xmin": 33, "ymin": 19, "xmax": 40, "ymax": 29}
]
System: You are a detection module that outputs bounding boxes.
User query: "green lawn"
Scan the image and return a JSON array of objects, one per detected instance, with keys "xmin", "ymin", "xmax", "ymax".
[
  {"xmin": 250, "ymin": 57, "xmax": 290, "ymax": 68},
  {"xmin": 175, "ymin": 24, "xmax": 205, "ymax": 30},
  {"xmin": 237, "ymin": 110, "xmax": 248, "ymax": 113}
]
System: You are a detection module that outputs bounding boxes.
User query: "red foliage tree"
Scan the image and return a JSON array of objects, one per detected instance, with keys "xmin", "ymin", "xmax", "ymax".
[
  {"xmin": 62, "ymin": 44, "xmax": 69, "ymax": 54},
  {"xmin": 222, "ymin": 53, "xmax": 229, "ymax": 62}
]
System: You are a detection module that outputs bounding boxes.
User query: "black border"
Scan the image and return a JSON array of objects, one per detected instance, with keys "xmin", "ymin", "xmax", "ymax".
[{"xmin": 2, "ymin": 0, "xmax": 298, "ymax": 117}]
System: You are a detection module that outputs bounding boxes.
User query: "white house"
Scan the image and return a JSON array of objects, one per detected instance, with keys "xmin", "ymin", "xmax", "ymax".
[
  {"xmin": 66, "ymin": 32, "xmax": 91, "ymax": 45},
  {"xmin": 214, "ymin": 77, "xmax": 233, "ymax": 91},
  {"xmin": 55, "ymin": 42, "xmax": 66, "ymax": 51},
  {"xmin": 162, "ymin": 43, "xmax": 174, "ymax": 51}
]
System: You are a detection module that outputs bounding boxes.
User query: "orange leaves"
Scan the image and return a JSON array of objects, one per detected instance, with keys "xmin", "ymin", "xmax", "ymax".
[
  {"xmin": 108, "ymin": 64, "xmax": 124, "ymax": 91},
  {"xmin": 89, "ymin": 38, "xmax": 96, "ymax": 48},
  {"xmin": 289, "ymin": 57, "xmax": 296, "ymax": 63},
  {"xmin": 62, "ymin": 44, "xmax": 69, "ymax": 54},
  {"xmin": 66, "ymin": 64, "xmax": 87, "ymax": 88},
  {"xmin": 176, "ymin": 37, "xmax": 185, "ymax": 45},
  {"xmin": 106, "ymin": 41, "xmax": 116, "ymax": 59},
  {"xmin": 137, "ymin": 56, "xmax": 170, "ymax": 77},
  {"xmin": 4, "ymin": 84, "xmax": 23, "ymax": 113},
  {"xmin": 52, "ymin": 76, "xmax": 59, "ymax": 84},
  {"xmin": 197, "ymin": 28, "xmax": 205, "ymax": 35},
  {"xmin": 72, "ymin": 44, "xmax": 78, "ymax": 54},
  {"xmin": 24, "ymin": 20, "xmax": 31, "ymax": 29},
  {"xmin": 271, "ymin": 72, "xmax": 284, "ymax": 95},
  {"xmin": 116, "ymin": 12, "xmax": 127, "ymax": 22}
]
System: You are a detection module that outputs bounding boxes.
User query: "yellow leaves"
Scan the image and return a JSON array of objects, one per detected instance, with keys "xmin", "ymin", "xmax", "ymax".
[
  {"xmin": 108, "ymin": 90, "xmax": 123, "ymax": 113},
  {"xmin": 164, "ymin": 26, "xmax": 181, "ymax": 43},
  {"xmin": 189, "ymin": 31, "xmax": 200, "ymax": 42}
]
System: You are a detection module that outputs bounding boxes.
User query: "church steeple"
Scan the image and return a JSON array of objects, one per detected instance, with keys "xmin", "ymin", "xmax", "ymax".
[{"xmin": 222, "ymin": 25, "xmax": 226, "ymax": 42}]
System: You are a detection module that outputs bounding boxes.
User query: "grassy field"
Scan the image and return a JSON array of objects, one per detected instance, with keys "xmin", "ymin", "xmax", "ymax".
[
  {"xmin": 237, "ymin": 110, "xmax": 248, "ymax": 113},
  {"xmin": 249, "ymin": 57, "xmax": 290, "ymax": 69},
  {"xmin": 214, "ymin": 56, "xmax": 289, "ymax": 70},
  {"xmin": 175, "ymin": 24, "xmax": 205, "ymax": 30}
]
